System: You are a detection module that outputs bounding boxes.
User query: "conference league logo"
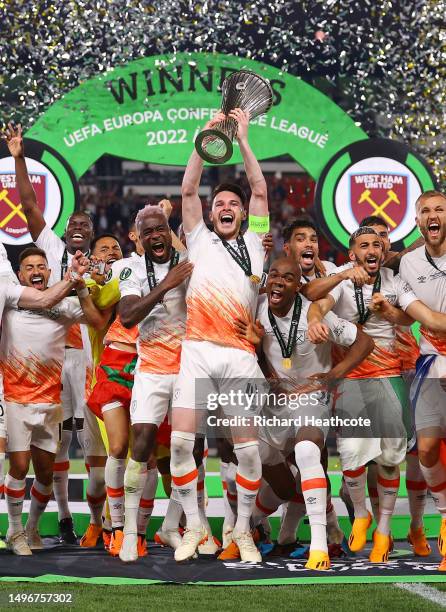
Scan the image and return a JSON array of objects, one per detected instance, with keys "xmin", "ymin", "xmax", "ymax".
[
  {"xmin": 0, "ymin": 139, "xmax": 78, "ymax": 246},
  {"xmin": 314, "ymin": 138, "xmax": 436, "ymax": 250}
]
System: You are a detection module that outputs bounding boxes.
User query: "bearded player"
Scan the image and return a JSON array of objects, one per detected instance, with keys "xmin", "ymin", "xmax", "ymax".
[
  {"xmin": 399, "ymin": 190, "xmax": 446, "ymax": 571},
  {"xmin": 4, "ymin": 124, "xmax": 101, "ymax": 544},
  {"xmin": 170, "ymin": 109, "xmax": 268, "ymax": 562},
  {"xmin": 309, "ymin": 225, "xmax": 446, "ymax": 562}
]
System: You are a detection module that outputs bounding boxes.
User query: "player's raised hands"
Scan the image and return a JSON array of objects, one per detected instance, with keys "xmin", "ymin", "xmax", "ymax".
[
  {"xmin": 161, "ymin": 260, "xmax": 194, "ymax": 291},
  {"xmin": 234, "ymin": 315, "xmax": 265, "ymax": 346},
  {"xmin": 2, "ymin": 122, "xmax": 24, "ymax": 158},
  {"xmin": 307, "ymin": 320, "xmax": 330, "ymax": 344},
  {"xmin": 72, "ymin": 250, "xmax": 90, "ymax": 276},
  {"xmin": 228, "ymin": 108, "xmax": 250, "ymax": 143},
  {"xmin": 204, "ymin": 111, "xmax": 226, "ymax": 131},
  {"xmin": 262, "ymin": 233, "xmax": 274, "ymax": 255},
  {"xmin": 158, "ymin": 199, "xmax": 173, "ymax": 219}
]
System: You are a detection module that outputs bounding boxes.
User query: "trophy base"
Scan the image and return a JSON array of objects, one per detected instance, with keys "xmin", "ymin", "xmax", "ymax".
[{"xmin": 195, "ymin": 128, "xmax": 233, "ymax": 164}]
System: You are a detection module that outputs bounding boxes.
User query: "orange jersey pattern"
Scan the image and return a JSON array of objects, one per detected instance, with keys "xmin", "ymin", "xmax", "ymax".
[
  {"xmin": 186, "ymin": 283, "xmax": 255, "ymax": 354},
  {"xmin": 395, "ymin": 326, "xmax": 420, "ymax": 372},
  {"xmin": 138, "ymin": 320, "xmax": 185, "ymax": 374},
  {"xmin": 420, "ymin": 327, "xmax": 446, "ymax": 356},
  {"xmin": 66, "ymin": 323, "xmax": 83, "ymax": 349},
  {"xmin": 104, "ymin": 315, "xmax": 138, "ymax": 346},
  {"xmin": 332, "ymin": 343, "xmax": 401, "ymax": 379},
  {"xmin": 2, "ymin": 350, "xmax": 63, "ymax": 404}
]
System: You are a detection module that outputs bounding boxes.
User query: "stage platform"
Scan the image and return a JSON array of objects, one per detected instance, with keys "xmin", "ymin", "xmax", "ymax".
[{"xmin": 1, "ymin": 540, "xmax": 445, "ymax": 586}]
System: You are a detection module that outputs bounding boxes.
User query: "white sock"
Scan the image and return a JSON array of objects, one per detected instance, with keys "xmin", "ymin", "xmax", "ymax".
[
  {"xmin": 105, "ymin": 456, "xmax": 126, "ymax": 529},
  {"xmin": 162, "ymin": 487, "xmax": 183, "ymax": 532},
  {"xmin": 343, "ymin": 465, "xmax": 368, "ymax": 519},
  {"xmin": 137, "ymin": 467, "xmax": 158, "ymax": 536},
  {"xmin": 27, "ymin": 480, "xmax": 53, "ymax": 531},
  {"xmin": 376, "ymin": 466, "xmax": 400, "ymax": 536},
  {"xmin": 406, "ymin": 453, "xmax": 427, "ymax": 530},
  {"xmin": 220, "ymin": 461, "xmax": 235, "ymax": 531},
  {"xmin": 5, "ymin": 474, "xmax": 26, "ymax": 534},
  {"xmin": 295, "ymin": 441, "xmax": 327, "ymax": 554},
  {"xmin": 197, "ymin": 463, "xmax": 213, "ymax": 538},
  {"xmin": 123, "ymin": 458, "xmax": 147, "ymax": 535},
  {"xmin": 86, "ymin": 467, "xmax": 106, "ymax": 526},
  {"xmin": 234, "ymin": 441, "xmax": 261, "ymax": 533},
  {"xmin": 420, "ymin": 459, "xmax": 446, "ymax": 518},
  {"xmin": 0, "ymin": 452, "xmax": 5, "ymax": 499},
  {"xmin": 226, "ymin": 461, "xmax": 238, "ymax": 519},
  {"xmin": 53, "ymin": 429, "xmax": 72, "ymax": 520},
  {"xmin": 367, "ymin": 464, "xmax": 380, "ymax": 523},
  {"xmin": 170, "ymin": 431, "xmax": 200, "ymax": 530}
]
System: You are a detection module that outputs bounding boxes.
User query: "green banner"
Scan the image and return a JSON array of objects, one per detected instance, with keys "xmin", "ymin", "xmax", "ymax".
[{"xmin": 27, "ymin": 52, "xmax": 367, "ymax": 179}]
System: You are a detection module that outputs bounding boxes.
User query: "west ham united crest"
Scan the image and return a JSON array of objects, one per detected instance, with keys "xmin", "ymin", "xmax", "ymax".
[
  {"xmin": 0, "ymin": 171, "xmax": 46, "ymax": 240},
  {"xmin": 0, "ymin": 139, "xmax": 79, "ymax": 246},
  {"xmin": 314, "ymin": 138, "xmax": 436, "ymax": 251}
]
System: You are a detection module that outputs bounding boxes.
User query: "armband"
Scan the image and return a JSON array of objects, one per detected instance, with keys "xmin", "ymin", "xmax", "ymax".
[{"xmin": 248, "ymin": 214, "xmax": 270, "ymax": 233}]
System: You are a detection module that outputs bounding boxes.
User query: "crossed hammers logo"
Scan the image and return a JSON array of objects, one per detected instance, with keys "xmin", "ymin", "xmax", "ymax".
[
  {"xmin": 358, "ymin": 189, "xmax": 400, "ymax": 228},
  {"xmin": 0, "ymin": 188, "xmax": 27, "ymax": 229}
]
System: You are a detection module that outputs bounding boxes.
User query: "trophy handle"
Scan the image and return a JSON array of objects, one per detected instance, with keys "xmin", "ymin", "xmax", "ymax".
[{"xmin": 195, "ymin": 127, "xmax": 234, "ymax": 164}]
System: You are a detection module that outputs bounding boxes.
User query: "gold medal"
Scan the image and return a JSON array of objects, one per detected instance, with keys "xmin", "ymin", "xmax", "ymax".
[
  {"xmin": 282, "ymin": 358, "xmax": 292, "ymax": 369},
  {"xmin": 250, "ymin": 274, "xmax": 261, "ymax": 284}
]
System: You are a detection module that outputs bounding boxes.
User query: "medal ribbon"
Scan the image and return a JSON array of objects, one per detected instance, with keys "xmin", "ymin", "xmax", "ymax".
[
  {"xmin": 220, "ymin": 234, "xmax": 253, "ymax": 278},
  {"xmin": 354, "ymin": 273, "xmax": 381, "ymax": 325},
  {"xmin": 144, "ymin": 248, "xmax": 179, "ymax": 293},
  {"xmin": 268, "ymin": 294, "xmax": 302, "ymax": 359},
  {"xmin": 425, "ymin": 248, "xmax": 446, "ymax": 277}
]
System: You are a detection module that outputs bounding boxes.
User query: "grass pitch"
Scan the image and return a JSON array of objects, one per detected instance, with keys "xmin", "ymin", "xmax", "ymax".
[{"xmin": 0, "ymin": 582, "xmax": 445, "ymax": 611}]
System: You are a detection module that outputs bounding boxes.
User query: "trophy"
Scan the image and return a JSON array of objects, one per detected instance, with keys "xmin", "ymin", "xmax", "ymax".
[{"xmin": 195, "ymin": 70, "xmax": 273, "ymax": 164}]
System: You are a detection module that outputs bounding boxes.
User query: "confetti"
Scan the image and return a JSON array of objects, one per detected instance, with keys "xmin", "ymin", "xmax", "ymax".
[{"xmin": 0, "ymin": 1, "xmax": 444, "ymax": 183}]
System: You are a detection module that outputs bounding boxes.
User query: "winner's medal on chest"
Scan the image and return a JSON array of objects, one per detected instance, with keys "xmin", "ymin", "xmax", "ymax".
[
  {"xmin": 220, "ymin": 234, "xmax": 259, "ymax": 285},
  {"xmin": 145, "ymin": 248, "xmax": 179, "ymax": 305},
  {"xmin": 268, "ymin": 294, "xmax": 302, "ymax": 370}
]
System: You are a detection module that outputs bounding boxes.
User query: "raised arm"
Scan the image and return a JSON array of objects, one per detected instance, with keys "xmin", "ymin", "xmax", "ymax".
[
  {"xmin": 301, "ymin": 266, "xmax": 369, "ymax": 301},
  {"xmin": 369, "ymin": 293, "xmax": 415, "ymax": 326},
  {"xmin": 230, "ymin": 109, "xmax": 268, "ymax": 217},
  {"xmin": 17, "ymin": 251, "xmax": 89, "ymax": 309},
  {"xmin": 306, "ymin": 296, "xmax": 336, "ymax": 344},
  {"xmin": 182, "ymin": 113, "xmax": 226, "ymax": 233},
  {"xmin": 3, "ymin": 123, "xmax": 46, "ymax": 241}
]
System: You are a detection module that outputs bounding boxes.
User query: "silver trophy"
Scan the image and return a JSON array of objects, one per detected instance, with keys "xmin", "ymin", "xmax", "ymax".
[{"xmin": 195, "ymin": 70, "xmax": 273, "ymax": 164}]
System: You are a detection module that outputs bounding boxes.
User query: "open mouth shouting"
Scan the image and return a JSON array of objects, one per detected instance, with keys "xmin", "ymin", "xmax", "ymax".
[
  {"xmin": 70, "ymin": 232, "xmax": 86, "ymax": 244},
  {"xmin": 220, "ymin": 212, "xmax": 235, "ymax": 227},
  {"xmin": 31, "ymin": 274, "xmax": 45, "ymax": 290},
  {"xmin": 365, "ymin": 254, "xmax": 379, "ymax": 273},
  {"xmin": 300, "ymin": 249, "xmax": 315, "ymax": 269},
  {"xmin": 427, "ymin": 221, "xmax": 441, "ymax": 241},
  {"xmin": 269, "ymin": 288, "xmax": 284, "ymax": 305},
  {"xmin": 151, "ymin": 240, "xmax": 166, "ymax": 259}
]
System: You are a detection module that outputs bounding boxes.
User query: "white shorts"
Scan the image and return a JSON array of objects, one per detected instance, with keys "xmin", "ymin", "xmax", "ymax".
[
  {"xmin": 130, "ymin": 370, "xmax": 176, "ymax": 426},
  {"xmin": 0, "ymin": 376, "xmax": 5, "ymax": 439},
  {"xmin": 5, "ymin": 402, "xmax": 63, "ymax": 454},
  {"xmin": 335, "ymin": 378, "xmax": 406, "ymax": 470},
  {"xmin": 411, "ymin": 355, "xmax": 446, "ymax": 436},
  {"xmin": 172, "ymin": 340, "xmax": 267, "ymax": 413},
  {"xmin": 82, "ymin": 406, "xmax": 107, "ymax": 457},
  {"xmin": 61, "ymin": 348, "xmax": 91, "ymax": 421}
]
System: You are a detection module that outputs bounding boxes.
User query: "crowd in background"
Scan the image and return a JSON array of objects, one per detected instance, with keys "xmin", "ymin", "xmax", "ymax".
[{"xmin": 79, "ymin": 174, "xmax": 343, "ymax": 264}]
